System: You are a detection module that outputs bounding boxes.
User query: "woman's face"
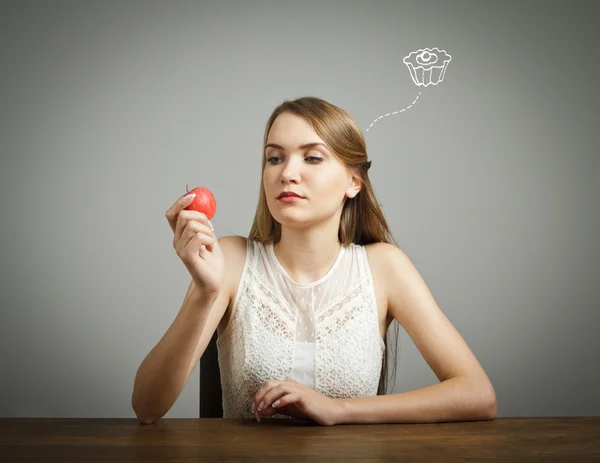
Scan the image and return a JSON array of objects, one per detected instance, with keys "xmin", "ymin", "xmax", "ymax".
[{"xmin": 263, "ymin": 112, "xmax": 360, "ymax": 227}]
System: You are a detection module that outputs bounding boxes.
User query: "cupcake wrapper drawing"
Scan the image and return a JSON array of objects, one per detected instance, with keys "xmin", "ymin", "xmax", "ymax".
[{"xmin": 403, "ymin": 47, "xmax": 451, "ymax": 87}]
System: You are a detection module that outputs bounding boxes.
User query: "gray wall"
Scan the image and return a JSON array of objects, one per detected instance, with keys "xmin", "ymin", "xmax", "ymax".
[{"xmin": 1, "ymin": 0, "xmax": 598, "ymax": 419}]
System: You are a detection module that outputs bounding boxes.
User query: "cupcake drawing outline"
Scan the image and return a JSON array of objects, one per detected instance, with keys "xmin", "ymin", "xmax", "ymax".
[{"xmin": 403, "ymin": 47, "xmax": 451, "ymax": 87}]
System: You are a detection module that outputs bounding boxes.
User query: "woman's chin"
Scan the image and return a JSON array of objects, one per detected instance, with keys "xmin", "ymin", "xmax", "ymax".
[{"xmin": 273, "ymin": 213, "xmax": 313, "ymax": 227}]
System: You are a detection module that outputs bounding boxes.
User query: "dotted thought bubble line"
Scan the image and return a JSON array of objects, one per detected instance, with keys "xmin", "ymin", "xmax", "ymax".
[{"xmin": 365, "ymin": 91, "xmax": 422, "ymax": 132}]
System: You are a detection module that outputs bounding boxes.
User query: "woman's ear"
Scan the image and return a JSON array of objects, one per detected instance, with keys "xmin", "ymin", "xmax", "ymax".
[{"xmin": 346, "ymin": 173, "xmax": 362, "ymax": 198}]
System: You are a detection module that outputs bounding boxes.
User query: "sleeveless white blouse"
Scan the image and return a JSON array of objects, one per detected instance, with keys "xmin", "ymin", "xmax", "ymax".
[{"xmin": 216, "ymin": 239, "xmax": 385, "ymax": 419}]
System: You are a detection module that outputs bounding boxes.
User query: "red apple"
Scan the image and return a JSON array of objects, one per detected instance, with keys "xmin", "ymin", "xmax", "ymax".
[{"xmin": 183, "ymin": 184, "xmax": 216, "ymax": 220}]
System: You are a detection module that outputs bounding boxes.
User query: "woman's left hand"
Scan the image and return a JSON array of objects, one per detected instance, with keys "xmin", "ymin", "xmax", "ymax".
[{"xmin": 251, "ymin": 378, "xmax": 342, "ymax": 426}]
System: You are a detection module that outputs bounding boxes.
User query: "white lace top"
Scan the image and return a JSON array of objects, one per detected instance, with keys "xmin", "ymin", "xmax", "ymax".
[{"xmin": 216, "ymin": 239, "xmax": 385, "ymax": 419}]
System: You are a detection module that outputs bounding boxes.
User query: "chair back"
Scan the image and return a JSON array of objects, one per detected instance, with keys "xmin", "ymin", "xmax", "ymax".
[{"xmin": 199, "ymin": 330, "xmax": 223, "ymax": 418}]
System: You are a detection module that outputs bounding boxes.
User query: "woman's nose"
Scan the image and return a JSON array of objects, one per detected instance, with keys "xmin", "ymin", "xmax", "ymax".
[{"xmin": 280, "ymin": 159, "xmax": 302, "ymax": 180}]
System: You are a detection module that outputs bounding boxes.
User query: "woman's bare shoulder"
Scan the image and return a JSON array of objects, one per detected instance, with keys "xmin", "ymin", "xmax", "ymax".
[
  {"xmin": 218, "ymin": 234, "xmax": 247, "ymax": 252},
  {"xmin": 363, "ymin": 241, "xmax": 396, "ymax": 262},
  {"xmin": 363, "ymin": 242, "xmax": 399, "ymax": 291},
  {"xmin": 218, "ymin": 235, "xmax": 249, "ymax": 301}
]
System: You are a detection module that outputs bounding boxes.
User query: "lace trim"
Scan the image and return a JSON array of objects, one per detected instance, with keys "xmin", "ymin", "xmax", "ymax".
[{"xmin": 316, "ymin": 279, "xmax": 368, "ymax": 342}]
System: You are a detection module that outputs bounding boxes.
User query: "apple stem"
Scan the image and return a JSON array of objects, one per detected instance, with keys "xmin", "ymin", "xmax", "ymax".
[{"xmin": 186, "ymin": 184, "xmax": 189, "ymax": 193}]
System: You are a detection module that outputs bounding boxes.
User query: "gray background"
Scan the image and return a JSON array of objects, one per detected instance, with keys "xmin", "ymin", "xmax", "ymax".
[{"xmin": 1, "ymin": 0, "xmax": 598, "ymax": 419}]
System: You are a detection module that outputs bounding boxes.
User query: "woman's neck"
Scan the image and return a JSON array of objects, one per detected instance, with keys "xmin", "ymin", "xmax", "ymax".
[{"xmin": 273, "ymin": 233, "xmax": 343, "ymax": 284}]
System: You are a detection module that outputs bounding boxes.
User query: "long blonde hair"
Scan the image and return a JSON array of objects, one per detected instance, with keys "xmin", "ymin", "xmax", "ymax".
[{"xmin": 248, "ymin": 96, "xmax": 401, "ymax": 395}]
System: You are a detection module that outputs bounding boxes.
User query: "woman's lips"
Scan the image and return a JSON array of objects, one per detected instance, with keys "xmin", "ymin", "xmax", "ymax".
[{"xmin": 278, "ymin": 195, "xmax": 304, "ymax": 203}]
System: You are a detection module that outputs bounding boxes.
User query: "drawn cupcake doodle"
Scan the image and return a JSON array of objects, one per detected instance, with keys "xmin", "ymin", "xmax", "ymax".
[
  {"xmin": 404, "ymin": 47, "xmax": 452, "ymax": 87},
  {"xmin": 366, "ymin": 47, "xmax": 451, "ymax": 132}
]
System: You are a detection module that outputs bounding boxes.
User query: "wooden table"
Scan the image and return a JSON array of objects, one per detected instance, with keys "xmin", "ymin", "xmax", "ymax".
[{"xmin": 1, "ymin": 418, "xmax": 599, "ymax": 462}]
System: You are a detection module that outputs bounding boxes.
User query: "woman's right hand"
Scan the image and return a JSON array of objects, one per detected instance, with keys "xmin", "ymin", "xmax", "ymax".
[{"xmin": 165, "ymin": 194, "xmax": 225, "ymax": 297}]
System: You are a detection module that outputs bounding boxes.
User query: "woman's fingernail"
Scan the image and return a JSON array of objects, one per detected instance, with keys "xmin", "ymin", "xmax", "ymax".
[
  {"xmin": 208, "ymin": 220, "xmax": 214, "ymax": 231},
  {"xmin": 182, "ymin": 193, "xmax": 195, "ymax": 201},
  {"xmin": 272, "ymin": 400, "xmax": 280, "ymax": 408}
]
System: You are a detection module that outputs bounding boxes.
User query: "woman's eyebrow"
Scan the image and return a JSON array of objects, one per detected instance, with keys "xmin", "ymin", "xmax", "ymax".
[{"xmin": 265, "ymin": 142, "xmax": 328, "ymax": 151}]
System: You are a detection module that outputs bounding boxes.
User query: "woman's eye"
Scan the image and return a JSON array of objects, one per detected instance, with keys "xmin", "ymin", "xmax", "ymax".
[{"xmin": 267, "ymin": 156, "xmax": 323, "ymax": 164}]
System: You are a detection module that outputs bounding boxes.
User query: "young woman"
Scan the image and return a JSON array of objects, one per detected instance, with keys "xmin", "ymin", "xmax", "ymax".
[{"xmin": 133, "ymin": 97, "xmax": 497, "ymax": 426}]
